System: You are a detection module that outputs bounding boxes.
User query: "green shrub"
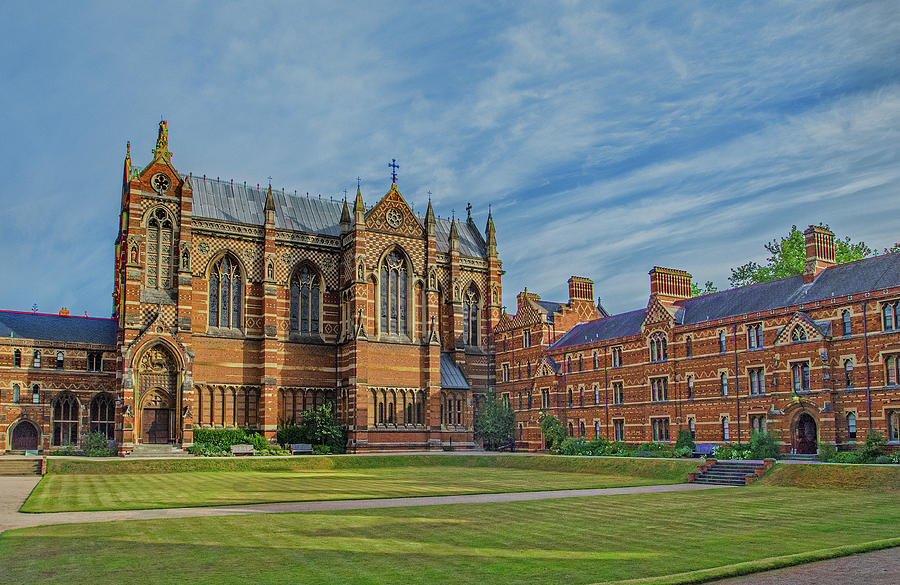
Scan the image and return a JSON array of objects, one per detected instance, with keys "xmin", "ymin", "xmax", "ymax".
[
  {"xmin": 861, "ymin": 432, "xmax": 886, "ymax": 462},
  {"xmin": 54, "ymin": 443, "xmax": 79, "ymax": 456},
  {"xmin": 674, "ymin": 429, "xmax": 695, "ymax": 453},
  {"xmin": 748, "ymin": 431, "xmax": 780, "ymax": 459},
  {"xmin": 673, "ymin": 446, "xmax": 692, "ymax": 458},
  {"xmin": 537, "ymin": 413, "xmax": 566, "ymax": 452},
  {"xmin": 82, "ymin": 432, "xmax": 116, "ymax": 457},
  {"xmin": 817, "ymin": 442, "xmax": 837, "ymax": 462},
  {"xmin": 557, "ymin": 437, "xmax": 586, "ymax": 455},
  {"xmin": 276, "ymin": 403, "xmax": 347, "ymax": 454},
  {"xmin": 713, "ymin": 444, "xmax": 750, "ymax": 460},
  {"xmin": 874, "ymin": 455, "xmax": 891, "ymax": 465},
  {"xmin": 474, "ymin": 391, "xmax": 515, "ymax": 450},
  {"xmin": 312, "ymin": 445, "xmax": 332, "ymax": 455},
  {"xmin": 830, "ymin": 451, "xmax": 863, "ymax": 464}
]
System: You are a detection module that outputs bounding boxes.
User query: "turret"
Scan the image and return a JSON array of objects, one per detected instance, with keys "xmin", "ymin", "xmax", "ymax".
[
  {"xmin": 485, "ymin": 208, "xmax": 497, "ymax": 257},
  {"xmin": 340, "ymin": 199, "xmax": 352, "ymax": 235},
  {"xmin": 449, "ymin": 216, "xmax": 459, "ymax": 251},
  {"xmin": 425, "ymin": 198, "xmax": 435, "ymax": 237},
  {"xmin": 353, "ymin": 187, "xmax": 365, "ymax": 225},
  {"xmin": 264, "ymin": 184, "xmax": 276, "ymax": 225}
]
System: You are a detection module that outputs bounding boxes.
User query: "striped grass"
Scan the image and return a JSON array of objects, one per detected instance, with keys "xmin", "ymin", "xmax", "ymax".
[
  {"xmin": 2, "ymin": 486, "xmax": 897, "ymax": 584},
  {"xmin": 24, "ymin": 456, "xmax": 698, "ymax": 513}
]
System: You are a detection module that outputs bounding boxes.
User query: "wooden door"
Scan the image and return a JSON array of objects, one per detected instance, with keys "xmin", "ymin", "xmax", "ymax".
[
  {"xmin": 11, "ymin": 422, "xmax": 39, "ymax": 450},
  {"xmin": 795, "ymin": 414, "xmax": 817, "ymax": 454},
  {"xmin": 142, "ymin": 409, "xmax": 170, "ymax": 444}
]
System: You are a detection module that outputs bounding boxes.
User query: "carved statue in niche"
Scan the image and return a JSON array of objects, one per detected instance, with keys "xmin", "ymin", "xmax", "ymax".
[
  {"xmin": 267, "ymin": 262, "xmax": 274, "ymax": 281},
  {"xmin": 182, "ymin": 405, "xmax": 193, "ymax": 419},
  {"xmin": 131, "ymin": 245, "xmax": 138, "ymax": 263},
  {"xmin": 358, "ymin": 262, "xmax": 364, "ymax": 281},
  {"xmin": 181, "ymin": 249, "xmax": 190, "ymax": 271},
  {"xmin": 428, "ymin": 270, "xmax": 436, "ymax": 290}
]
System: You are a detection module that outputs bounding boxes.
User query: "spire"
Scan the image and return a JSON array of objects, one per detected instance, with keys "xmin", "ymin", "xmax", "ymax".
[
  {"xmin": 485, "ymin": 207, "xmax": 497, "ymax": 257},
  {"xmin": 425, "ymin": 198, "xmax": 435, "ymax": 236},
  {"xmin": 264, "ymin": 184, "xmax": 276, "ymax": 224},
  {"xmin": 449, "ymin": 215, "xmax": 459, "ymax": 251},
  {"xmin": 353, "ymin": 186, "xmax": 365, "ymax": 225},
  {"xmin": 340, "ymin": 199, "xmax": 351, "ymax": 234},
  {"xmin": 152, "ymin": 120, "xmax": 172, "ymax": 162}
]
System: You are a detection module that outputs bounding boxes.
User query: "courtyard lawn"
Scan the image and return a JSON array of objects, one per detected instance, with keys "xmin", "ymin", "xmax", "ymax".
[
  {"xmin": 2, "ymin": 485, "xmax": 898, "ymax": 585},
  {"xmin": 22, "ymin": 455, "xmax": 698, "ymax": 513}
]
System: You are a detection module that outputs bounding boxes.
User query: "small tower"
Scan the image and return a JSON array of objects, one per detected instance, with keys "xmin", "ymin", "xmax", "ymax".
[
  {"xmin": 340, "ymin": 199, "xmax": 352, "ymax": 235},
  {"xmin": 264, "ymin": 184, "xmax": 276, "ymax": 225},
  {"xmin": 425, "ymin": 199, "xmax": 436, "ymax": 237},
  {"xmin": 485, "ymin": 208, "xmax": 497, "ymax": 258},
  {"xmin": 353, "ymin": 186, "xmax": 366, "ymax": 226},
  {"xmin": 449, "ymin": 215, "xmax": 459, "ymax": 251}
]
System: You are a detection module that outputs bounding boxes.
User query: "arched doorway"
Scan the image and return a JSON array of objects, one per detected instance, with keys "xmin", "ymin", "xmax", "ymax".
[
  {"xmin": 11, "ymin": 420, "xmax": 39, "ymax": 451},
  {"xmin": 794, "ymin": 413, "xmax": 818, "ymax": 454},
  {"xmin": 136, "ymin": 344, "xmax": 180, "ymax": 445}
]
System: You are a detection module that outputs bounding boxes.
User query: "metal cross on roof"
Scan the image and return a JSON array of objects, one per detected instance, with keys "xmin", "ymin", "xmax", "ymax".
[
  {"xmin": 388, "ymin": 159, "xmax": 399, "ymax": 184},
  {"xmin": 356, "ymin": 176, "xmax": 361, "ymax": 189}
]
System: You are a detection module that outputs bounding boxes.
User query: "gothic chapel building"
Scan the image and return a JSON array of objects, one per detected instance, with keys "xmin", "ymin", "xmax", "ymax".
[{"xmin": 0, "ymin": 122, "xmax": 502, "ymax": 454}]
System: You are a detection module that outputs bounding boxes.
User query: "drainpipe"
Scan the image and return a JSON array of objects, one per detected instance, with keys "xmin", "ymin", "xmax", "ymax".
[
  {"xmin": 604, "ymin": 345, "xmax": 609, "ymax": 440},
  {"xmin": 733, "ymin": 324, "xmax": 741, "ymax": 445},
  {"xmin": 862, "ymin": 301, "xmax": 872, "ymax": 430}
]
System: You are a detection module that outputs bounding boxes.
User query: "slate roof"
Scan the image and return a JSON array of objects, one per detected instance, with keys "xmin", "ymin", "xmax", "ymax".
[
  {"xmin": 0, "ymin": 311, "xmax": 118, "ymax": 345},
  {"xmin": 550, "ymin": 252, "xmax": 900, "ymax": 350},
  {"xmin": 189, "ymin": 176, "xmax": 488, "ymax": 258},
  {"xmin": 440, "ymin": 353, "xmax": 470, "ymax": 389},
  {"xmin": 550, "ymin": 309, "xmax": 647, "ymax": 349}
]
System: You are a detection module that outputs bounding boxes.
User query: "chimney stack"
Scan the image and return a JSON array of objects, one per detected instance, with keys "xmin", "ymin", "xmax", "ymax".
[
  {"xmin": 649, "ymin": 267, "xmax": 692, "ymax": 304},
  {"xmin": 803, "ymin": 225, "xmax": 836, "ymax": 283},
  {"xmin": 568, "ymin": 276, "xmax": 594, "ymax": 303}
]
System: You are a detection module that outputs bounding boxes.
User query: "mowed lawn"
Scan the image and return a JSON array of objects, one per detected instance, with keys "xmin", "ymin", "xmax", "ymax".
[
  {"xmin": 22, "ymin": 456, "xmax": 698, "ymax": 512},
  {"xmin": 3, "ymin": 486, "xmax": 898, "ymax": 585}
]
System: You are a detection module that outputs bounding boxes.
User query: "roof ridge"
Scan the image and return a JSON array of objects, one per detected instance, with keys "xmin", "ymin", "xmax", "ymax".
[{"xmin": 0, "ymin": 310, "xmax": 115, "ymax": 322}]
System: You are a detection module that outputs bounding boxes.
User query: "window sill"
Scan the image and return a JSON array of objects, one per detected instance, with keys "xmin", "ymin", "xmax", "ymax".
[
  {"xmin": 288, "ymin": 333, "xmax": 325, "ymax": 344},
  {"xmin": 206, "ymin": 327, "xmax": 244, "ymax": 339}
]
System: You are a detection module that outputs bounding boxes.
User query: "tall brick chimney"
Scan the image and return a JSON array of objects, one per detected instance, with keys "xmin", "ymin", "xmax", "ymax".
[
  {"xmin": 568, "ymin": 276, "xmax": 593, "ymax": 303},
  {"xmin": 649, "ymin": 267, "xmax": 692, "ymax": 304},
  {"xmin": 803, "ymin": 225, "xmax": 836, "ymax": 283}
]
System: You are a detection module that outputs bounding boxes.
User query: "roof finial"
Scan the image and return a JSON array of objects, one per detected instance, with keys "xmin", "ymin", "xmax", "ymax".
[
  {"xmin": 466, "ymin": 202, "xmax": 472, "ymax": 222},
  {"xmin": 153, "ymin": 120, "xmax": 171, "ymax": 161},
  {"xmin": 388, "ymin": 159, "xmax": 399, "ymax": 184}
]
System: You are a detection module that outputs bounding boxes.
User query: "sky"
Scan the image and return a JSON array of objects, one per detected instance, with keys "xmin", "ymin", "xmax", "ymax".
[{"xmin": 0, "ymin": 1, "xmax": 898, "ymax": 318}]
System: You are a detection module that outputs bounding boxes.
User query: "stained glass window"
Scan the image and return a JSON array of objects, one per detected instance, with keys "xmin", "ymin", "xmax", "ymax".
[{"xmin": 209, "ymin": 255, "xmax": 242, "ymax": 329}]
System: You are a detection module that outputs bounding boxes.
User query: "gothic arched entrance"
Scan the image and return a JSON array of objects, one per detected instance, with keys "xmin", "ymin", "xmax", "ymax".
[
  {"xmin": 11, "ymin": 420, "xmax": 39, "ymax": 451},
  {"xmin": 135, "ymin": 344, "xmax": 180, "ymax": 445},
  {"xmin": 793, "ymin": 412, "xmax": 818, "ymax": 454}
]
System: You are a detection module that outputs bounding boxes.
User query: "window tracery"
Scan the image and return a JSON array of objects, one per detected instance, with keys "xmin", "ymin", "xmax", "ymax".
[
  {"xmin": 290, "ymin": 265, "xmax": 320, "ymax": 336},
  {"xmin": 209, "ymin": 255, "xmax": 242, "ymax": 330},
  {"xmin": 380, "ymin": 250, "xmax": 408, "ymax": 336},
  {"xmin": 146, "ymin": 208, "xmax": 175, "ymax": 289},
  {"xmin": 463, "ymin": 285, "xmax": 480, "ymax": 346}
]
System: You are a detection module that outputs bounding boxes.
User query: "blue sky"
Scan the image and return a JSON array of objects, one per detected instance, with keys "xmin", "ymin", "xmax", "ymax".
[{"xmin": 1, "ymin": 1, "xmax": 898, "ymax": 317}]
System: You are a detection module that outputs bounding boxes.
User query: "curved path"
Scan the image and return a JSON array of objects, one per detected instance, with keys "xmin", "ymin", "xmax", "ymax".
[
  {"xmin": 709, "ymin": 547, "xmax": 899, "ymax": 584},
  {"xmin": 0, "ymin": 477, "xmax": 721, "ymax": 533}
]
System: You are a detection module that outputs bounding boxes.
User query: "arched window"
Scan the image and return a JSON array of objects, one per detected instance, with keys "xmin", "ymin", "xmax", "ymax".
[
  {"xmin": 842, "ymin": 310, "xmax": 851, "ymax": 336},
  {"xmin": 32, "ymin": 384, "xmax": 40, "ymax": 404},
  {"xmin": 884, "ymin": 302, "xmax": 896, "ymax": 331},
  {"xmin": 52, "ymin": 394, "xmax": 79, "ymax": 446},
  {"xmin": 567, "ymin": 422, "xmax": 573, "ymax": 437},
  {"xmin": 208, "ymin": 255, "xmax": 242, "ymax": 329},
  {"xmin": 56, "ymin": 351, "xmax": 64, "ymax": 369},
  {"xmin": 594, "ymin": 421, "xmax": 600, "ymax": 438},
  {"xmin": 649, "ymin": 334, "xmax": 667, "ymax": 363},
  {"xmin": 90, "ymin": 394, "xmax": 116, "ymax": 440},
  {"xmin": 847, "ymin": 412, "xmax": 857, "ymax": 441},
  {"xmin": 792, "ymin": 362, "xmax": 811, "ymax": 392},
  {"xmin": 12, "ymin": 384, "xmax": 20, "ymax": 403},
  {"xmin": 145, "ymin": 207, "xmax": 175, "ymax": 289},
  {"xmin": 791, "ymin": 327, "xmax": 807, "ymax": 342},
  {"xmin": 33, "ymin": 350, "xmax": 41, "ymax": 368},
  {"xmin": 463, "ymin": 285, "xmax": 480, "ymax": 346},
  {"xmin": 722, "ymin": 417, "xmax": 730, "ymax": 442},
  {"xmin": 594, "ymin": 384, "xmax": 599, "ymax": 404},
  {"xmin": 290, "ymin": 265, "xmax": 320, "ymax": 335},
  {"xmin": 380, "ymin": 250, "xmax": 408, "ymax": 336},
  {"xmin": 689, "ymin": 417, "xmax": 696, "ymax": 440},
  {"xmin": 720, "ymin": 372, "xmax": 728, "ymax": 396},
  {"xmin": 844, "ymin": 359, "xmax": 853, "ymax": 388},
  {"xmin": 567, "ymin": 389, "xmax": 573, "ymax": 407},
  {"xmin": 13, "ymin": 349, "xmax": 20, "ymax": 367},
  {"xmin": 719, "ymin": 331, "xmax": 726, "ymax": 353},
  {"xmin": 593, "ymin": 352, "xmax": 598, "ymax": 370},
  {"xmin": 685, "ymin": 336, "xmax": 692, "ymax": 358},
  {"xmin": 579, "ymin": 421, "xmax": 585, "ymax": 437},
  {"xmin": 687, "ymin": 376, "xmax": 694, "ymax": 399}
]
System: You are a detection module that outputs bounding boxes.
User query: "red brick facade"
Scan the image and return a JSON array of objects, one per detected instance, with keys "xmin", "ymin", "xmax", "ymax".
[
  {"xmin": 1, "ymin": 122, "xmax": 501, "ymax": 453},
  {"xmin": 497, "ymin": 229, "xmax": 900, "ymax": 454}
]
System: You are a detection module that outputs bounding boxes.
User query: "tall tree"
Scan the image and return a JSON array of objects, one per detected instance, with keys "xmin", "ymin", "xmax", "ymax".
[
  {"xmin": 728, "ymin": 225, "xmax": 878, "ymax": 288},
  {"xmin": 474, "ymin": 392, "xmax": 515, "ymax": 450}
]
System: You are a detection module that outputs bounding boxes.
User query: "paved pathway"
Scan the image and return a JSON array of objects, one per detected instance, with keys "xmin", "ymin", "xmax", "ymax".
[
  {"xmin": 0, "ymin": 478, "xmax": 723, "ymax": 533},
  {"xmin": 709, "ymin": 547, "xmax": 899, "ymax": 584}
]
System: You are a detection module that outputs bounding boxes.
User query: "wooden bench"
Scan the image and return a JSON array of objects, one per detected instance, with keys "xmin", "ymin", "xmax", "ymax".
[
  {"xmin": 230, "ymin": 444, "xmax": 254, "ymax": 456},
  {"xmin": 290, "ymin": 443, "xmax": 313, "ymax": 455},
  {"xmin": 693, "ymin": 443, "xmax": 716, "ymax": 457}
]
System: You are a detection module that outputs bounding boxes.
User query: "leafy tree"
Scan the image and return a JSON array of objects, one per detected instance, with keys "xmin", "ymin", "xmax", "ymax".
[
  {"xmin": 474, "ymin": 391, "xmax": 515, "ymax": 450},
  {"xmin": 691, "ymin": 280, "xmax": 717, "ymax": 297},
  {"xmin": 277, "ymin": 402, "xmax": 347, "ymax": 454},
  {"xmin": 729, "ymin": 225, "xmax": 876, "ymax": 287},
  {"xmin": 537, "ymin": 412, "xmax": 566, "ymax": 452}
]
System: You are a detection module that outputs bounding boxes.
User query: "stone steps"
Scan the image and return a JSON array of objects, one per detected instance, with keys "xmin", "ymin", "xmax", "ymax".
[
  {"xmin": 690, "ymin": 460, "xmax": 768, "ymax": 486},
  {"xmin": 0, "ymin": 459, "xmax": 42, "ymax": 476}
]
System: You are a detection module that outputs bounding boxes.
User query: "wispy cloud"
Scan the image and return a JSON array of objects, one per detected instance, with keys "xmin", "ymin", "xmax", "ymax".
[{"xmin": 0, "ymin": 1, "xmax": 897, "ymax": 317}]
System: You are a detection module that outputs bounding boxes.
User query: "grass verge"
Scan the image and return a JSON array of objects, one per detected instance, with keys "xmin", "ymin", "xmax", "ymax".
[{"xmin": 759, "ymin": 462, "xmax": 900, "ymax": 490}]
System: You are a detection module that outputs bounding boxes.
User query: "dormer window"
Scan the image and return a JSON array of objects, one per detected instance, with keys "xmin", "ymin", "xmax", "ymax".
[{"xmin": 791, "ymin": 327, "xmax": 807, "ymax": 343}]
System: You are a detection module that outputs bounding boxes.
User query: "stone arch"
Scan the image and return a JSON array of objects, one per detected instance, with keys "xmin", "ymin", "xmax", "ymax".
[
  {"xmin": 9, "ymin": 418, "xmax": 40, "ymax": 451},
  {"xmin": 790, "ymin": 409, "xmax": 818, "ymax": 455},
  {"xmin": 133, "ymin": 342, "xmax": 182, "ymax": 444}
]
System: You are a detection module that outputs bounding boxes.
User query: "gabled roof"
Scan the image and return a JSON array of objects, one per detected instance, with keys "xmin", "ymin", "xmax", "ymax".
[
  {"xmin": 535, "ymin": 300, "xmax": 564, "ymax": 323},
  {"xmin": 676, "ymin": 252, "xmax": 900, "ymax": 326},
  {"xmin": 431, "ymin": 217, "xmax": 487, "ymax": 258},
  {"xmin": 440, "ymin": 353, "xmax": 470, "ymax": 389},
  {"xmin": 0, "ymin": 311, "xmax": 118, "ymax": 346},
  {"xmin": 189, "ymin": 176, "xmax": 488, "ymax": 257},
  {"xmin": 550, "ymin": 309, "xmax": 647, "ymax": 349},
  {"xmin": 550, "ymin": 252, "xmax": 900, "ymax": 350}
]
